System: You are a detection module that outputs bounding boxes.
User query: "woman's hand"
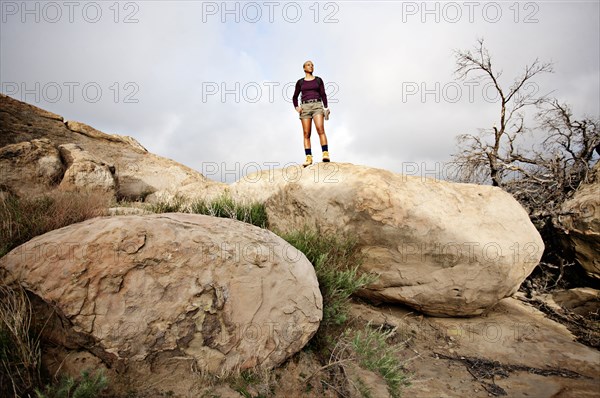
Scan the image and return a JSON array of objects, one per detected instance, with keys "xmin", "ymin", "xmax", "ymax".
[{"xmin": 296, "ymin": 106, "xmax": 302, "ymax": 113}]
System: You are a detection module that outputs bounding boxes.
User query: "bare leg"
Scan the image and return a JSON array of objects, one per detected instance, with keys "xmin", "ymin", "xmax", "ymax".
[
  {"xmin": 313, "ymin": 114, "xmax": 328, "ymax": 147},
  {"xmin": 301, "ymin": 118, "xmax": 312, "ymax": 149}
]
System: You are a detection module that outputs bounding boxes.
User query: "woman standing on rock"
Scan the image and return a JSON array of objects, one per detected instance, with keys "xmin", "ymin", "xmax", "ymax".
[{"xmin": 292, "ymin": 60, "xmax": 331, "ymax": 167}]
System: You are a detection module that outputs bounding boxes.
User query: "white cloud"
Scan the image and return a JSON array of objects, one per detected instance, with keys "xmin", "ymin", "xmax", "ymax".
[{"xmin": 1, "ymin": 1, "xmax": 598, "ymax": 182}]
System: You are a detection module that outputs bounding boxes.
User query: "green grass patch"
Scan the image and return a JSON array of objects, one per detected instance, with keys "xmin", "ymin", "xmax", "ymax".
[{"xmin": 145, "ymin": 193, "xmax": 268, "ymax": 229}]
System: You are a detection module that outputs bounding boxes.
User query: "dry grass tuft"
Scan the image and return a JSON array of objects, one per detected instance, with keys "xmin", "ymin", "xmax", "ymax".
[
  {"xmin": 0, "ymin": 190, "xmax": 111, "ymax": 257},
  {"xmin": 0, "ymin": 284, "xmax": 41, "ymax": 397}
]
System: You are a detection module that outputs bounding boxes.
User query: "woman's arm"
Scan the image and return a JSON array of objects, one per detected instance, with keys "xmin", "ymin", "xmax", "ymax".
[
  {"xmin": 318, "ymin": 77, "xmax": 328, "ymax": 108},
  {"xmin": 292, "ymin": 79, "xmax": 302, "ymax": 108}
]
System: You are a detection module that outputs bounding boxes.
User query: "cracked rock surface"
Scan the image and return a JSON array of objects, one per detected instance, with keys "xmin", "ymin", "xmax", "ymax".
[
  {"xmin": 0, "ymin": 213, "xmax": 322, "ymax": 390},
  {"xmin": 231, "ymin": 162, "xmax": 544, "ymax": 317}
]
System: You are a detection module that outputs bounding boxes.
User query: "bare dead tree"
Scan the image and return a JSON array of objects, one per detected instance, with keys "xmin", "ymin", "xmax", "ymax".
[
  {"xmin": 505, "ymin": 99, "xmax": 600, "ymax": 221},
  {"xmin": 448, "ymin": 39, "xmax": 600, "ymax": 289},
  {"xmin": 509, "ymin": 100, "xmax": 600, "ymax": 291},
  {"xmin": 450, "ymin": 38, "xmax": 554, "ymax": 186}
]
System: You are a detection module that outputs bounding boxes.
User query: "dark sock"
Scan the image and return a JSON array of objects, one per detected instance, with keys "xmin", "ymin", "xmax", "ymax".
[
  {"xmin": 305, "ymin": 148, "xmax": 312, "ymax": 156},
  {"xmin": 322, "ymin": 145, "xmax": 328, "ymax": 152}
]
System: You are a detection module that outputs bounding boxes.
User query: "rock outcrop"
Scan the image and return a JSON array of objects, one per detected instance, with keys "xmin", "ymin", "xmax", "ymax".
[
  {"xmin": 57, "ymin": 143, "xmax": 116, "ymax": 195},
  {"xmin": 0, "ymin": 214, "xmax": 322, "ymax": 392},
  {"xmin": 555, "ymin": 163, "xmax": 600, "ymax": 278},
  {"xmin": 231, "ymin": 162, "xmax": 544, "ymax": 317},
  {"xmin": 0, "ymin": 94, "xmax": 226, "ymax": 200},
  {"xmin": 0, "ymin": 138, "xmax": 64, "ymax": 195}
]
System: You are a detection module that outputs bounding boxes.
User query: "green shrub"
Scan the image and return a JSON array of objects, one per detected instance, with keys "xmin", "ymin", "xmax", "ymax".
[
  {"xmin": 280, "ymin": 228, "xmax": 410, "ymax": 396},
  {"xmin": 348, "ymin": 324, "xmax": 410, "ymax": 397},
  {"xmin": 280, "ymin": 227, "xmax": 377, "ymax": 350}
]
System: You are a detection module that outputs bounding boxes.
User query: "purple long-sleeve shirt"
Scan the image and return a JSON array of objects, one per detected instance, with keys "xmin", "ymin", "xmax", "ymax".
[{"xmin": 292, "ymin": 77, "xmax": 328, "ymax": 108}]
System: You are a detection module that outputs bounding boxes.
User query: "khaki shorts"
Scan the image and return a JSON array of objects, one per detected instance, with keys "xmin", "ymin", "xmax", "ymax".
[{"xmin": 299, "ymin": 101, "xmax": 324, "ymax": 119}]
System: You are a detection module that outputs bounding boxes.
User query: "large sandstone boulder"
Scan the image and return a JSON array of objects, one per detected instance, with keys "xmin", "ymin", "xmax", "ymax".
[
  {"xmin": 0, "ymin": 214, "xmax": 322, "ymax": 394},
  {"xmin": 0, "ymin": 94, "xmax": 226, "ymax": 200},
  {"xmin": 231, "ymin": 162, "xmax": 544, "ymax": 317},
  {"xmin": 555, "ymin": 163, "xmax": 600, "ymax": 278}
]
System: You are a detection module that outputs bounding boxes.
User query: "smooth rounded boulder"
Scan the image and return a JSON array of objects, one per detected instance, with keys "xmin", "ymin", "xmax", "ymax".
[
  {"xmin": 0, "ymin": 213, "xmax": 322, "ymax": 388},
  {"xmin": 231, "ymin": 162, "xmax": 544, "ymax": 316}
]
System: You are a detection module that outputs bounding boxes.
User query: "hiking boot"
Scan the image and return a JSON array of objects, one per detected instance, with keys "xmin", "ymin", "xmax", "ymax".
[
  {"xmin": 322, "ymin": 151, "xmax": 330, "ymax": 162},
  {"xmin": 302, "ymin": 154, "xmax": 313, "ymax": 167}
]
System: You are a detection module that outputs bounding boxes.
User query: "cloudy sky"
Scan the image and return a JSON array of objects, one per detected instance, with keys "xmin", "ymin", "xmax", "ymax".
[{"xmin": 2, "ymin": 1, "xmax": 599, "ymax": 182}]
